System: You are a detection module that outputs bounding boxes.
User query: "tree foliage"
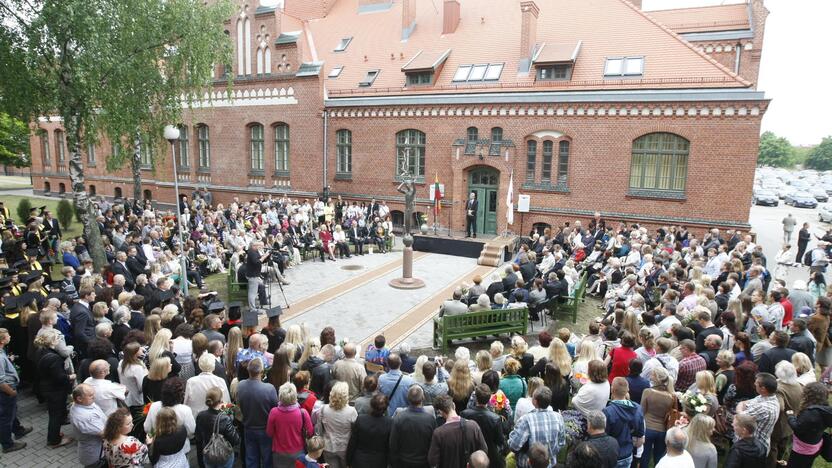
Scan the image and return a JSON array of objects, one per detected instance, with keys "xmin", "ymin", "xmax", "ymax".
[
  {"xmin": 0, "ymin": 113, "xmax": 30, "ymax": 167},
  {"xmin": 0, "ymin": 0, "xmax": 233, "ymax": 269},
  {"xmin": 806, "ymin": 136, "xmax": 832, "ymax": 171},
  {"xmin": 56, "ymin": 199, "xmax": 74, "ymax": 230},
  {"xmin": 16, "ymin": 198, "xmax": 31, "ymax": 224},
  {"xmin": 757, "ymin": 131, "xmax": 795, "ymax": 168}
]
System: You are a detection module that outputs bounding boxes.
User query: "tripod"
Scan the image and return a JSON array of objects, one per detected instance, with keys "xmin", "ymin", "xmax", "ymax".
[{"xmin": 262, "ymin": 254, "xmax": 290, "ymax": 310}]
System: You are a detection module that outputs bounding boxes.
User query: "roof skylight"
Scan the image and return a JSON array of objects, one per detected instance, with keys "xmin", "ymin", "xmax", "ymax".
[
  {"xmin": 604, "ymin": 57, "xmax": 644, "ymax": 77},
  {"xmin": 334, "ymin": 37, "xmax": 353, "ymax": 52},
  {"xmin": 328, "ymin": 66, "xmax": 343, "ymax": 78},
  {"xmin": 452, "ymin": 63, "xmax": 504, "ymax": 82}
]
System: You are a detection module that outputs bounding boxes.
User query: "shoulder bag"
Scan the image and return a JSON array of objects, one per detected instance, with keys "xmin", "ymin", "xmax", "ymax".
[
  {"xmin": 203, "ymin": 412, "xmax": 233, "ymax": 465},
  {"xmin": 664, "ymin": 392, "xmax": 681, "ymax": 430}
]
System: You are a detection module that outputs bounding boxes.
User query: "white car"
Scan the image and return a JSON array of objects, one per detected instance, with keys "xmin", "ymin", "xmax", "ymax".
[{"xmin": 820, "ymin": 205, "xmax": 832, "ymax": 223}]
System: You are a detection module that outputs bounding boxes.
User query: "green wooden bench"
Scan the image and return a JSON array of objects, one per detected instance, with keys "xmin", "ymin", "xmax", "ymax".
[
  {"xmin": 552, "ymin": 271, "xmax": 588, "ymax": 323},
  {"xmin": 227, "ymin": 270, "xmax": 247, "ymax": 302},
  {"xmin": 433, "ymin": 307, "xmax": 528, "ymax": 353}
]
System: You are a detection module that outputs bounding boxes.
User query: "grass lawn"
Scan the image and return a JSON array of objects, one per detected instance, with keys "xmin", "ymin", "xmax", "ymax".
[
  {"xmin": 1, "ymin": 194, "xmax": 84, "ymax": 239},
  {"xmin": 0, "ymin": 175, "xmax": 33, "ymax": 190}
]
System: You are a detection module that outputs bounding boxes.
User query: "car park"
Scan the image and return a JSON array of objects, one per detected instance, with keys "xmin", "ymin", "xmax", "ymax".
[
  {"xmin": 785, "ymin": 191, "xmax": 819, "ymax": 208},
  {"xmin": 810, "ymin": 187, "xmax": 830, "ymax": 202},
  {"xmin": 752, "ymin": 189, "xmax": 779, "ymax": 206},
  {"xmin": 820, "ymin": 205, "xmax": 832, "ymax": 223}
]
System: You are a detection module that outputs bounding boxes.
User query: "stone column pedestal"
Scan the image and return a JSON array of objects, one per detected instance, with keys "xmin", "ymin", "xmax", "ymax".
[{"xmin": 389, "ymin": 234, "xmax": 425, "ymax": 289}]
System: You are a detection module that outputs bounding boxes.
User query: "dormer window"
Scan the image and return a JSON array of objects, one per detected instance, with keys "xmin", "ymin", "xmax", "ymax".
[
  {"xmin": 328, "ymin": 66, "xmax": 343, "ymax": 78},
  {"xmin": 537, "ymin": 64, "xmax": 572, "ymax": 81},
  {"xmin": 406, "ymin": 71, "xmax": 432, "ymax": 86},
  {"xmin": 604, "ymin": 56, "xmax": 644, "ymax": 77},
  {"xmin": 532, "ymin": 41, "xmax": 581, "ymax": 82},
  {"xmin": 334, "ymin": 37, "xmax": 353, "ymax": 52},
  {"xmin": 359, "ymin": 70, "xmax": 379, "ymax": 87}
]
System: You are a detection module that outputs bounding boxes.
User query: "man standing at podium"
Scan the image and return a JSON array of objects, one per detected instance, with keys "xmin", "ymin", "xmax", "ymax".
[{"xmin": 466, "ymin": 191, "xmax": 479, "ymax": 238}]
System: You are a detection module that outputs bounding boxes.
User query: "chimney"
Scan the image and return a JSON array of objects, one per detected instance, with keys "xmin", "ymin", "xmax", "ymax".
[
  {"xmin": 402, "ymin": 0, "xmax": 416, "ymax": 40},
  {"xmin": 629, "ymin": 0, "xmax": 643, "ymax": 9},
  {"xmin": 519, "ymin": 1, "xmax": 539, "ymax": 59},
  {"xmin": 443, "ymin": 0, "xmax": 460, "ymax": 34}
]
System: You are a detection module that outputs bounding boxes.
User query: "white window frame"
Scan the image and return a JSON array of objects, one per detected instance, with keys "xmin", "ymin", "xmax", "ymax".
[{"xmin": 604, "ymin": 56, "xmax": 644, "ymax": 77}]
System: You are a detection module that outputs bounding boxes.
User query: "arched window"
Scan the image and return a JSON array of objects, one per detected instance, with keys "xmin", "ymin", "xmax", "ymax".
[
  {"xmin": 396, "ymin": 129, "xmax": 426, "ymax": 178},
  {"xmin": 58, "ymin": 183, "xmax": 66, "ymax": 194},
  {"xmin": 177, "ymin": 125, "xmax": 189, "ymax": 168},
  {"xmin": 542, "ymin": 140, "xmax": 553, "ymax": 182},
  {"xmin": 489, "ymin": 127, "xmax": 503, "ymax": 156},
  {"xmin": 336, "ymin": 129, "xmax": 352, "ymax": 175},
  {"xmin": 55, "ymin": 130, "xmax": 66, "ymax": 163},
  {"xmin": 630, "ymin": 132, "xmax": 689, "ymax": 193},
  {"xmin": 273, "ymin": 123, "xmax": 289, "ymax": 173},
  {"xmin": 256, "ymin": 47, "xmax": 264, "ymax": 74},
  {"xmin": 40, "ymin": 132, "xmax": 51, "ymax": 166},
  {"xmin": 244, "ymin": 18, "xmax": 251, "ymax": 75},
  {"xmin": 465, "ymin": 127, "xmax": 478, "ymax": 155},
  {"xmin": 88, "ymin": 184, "xmax": 96, "ymax": 196},
  {"xmin": 264, "ymin": 47, "xmax": 271, "ymax": 74},
  {"xmin": 43, "ymin": 181, "xmax": 51, "ymax": 193},
  {"xmin": 525, "ymin": 140, "xmax": 537, "ymax": 182},
  {"xmin": 140, "ymin": 134, "xmax": 154, "ymax": 168},
  {"xmin": 531, "ymin": 222, "xmax": 551, "ymax": 236},
  {"xmin": 250, "ymin": 124, "xmax": 264, "ymax": 171},
  {"xmin": 143, "ymin": 189, "xmax": 152, "ymax": 200},
  {"xmin": 114, "ymin": 187, "xmax": 123, "ymax": 198},
  {"xmin": 236, "ymin": 18, "xmax": 244, "ymax": 75},
  {"xmin": 557, "ymin": 140, "xmax": 570, "ymax": 186},
  {"xmin": 197, "ymin": 124, "xmax": 210, "ymax": 169}
]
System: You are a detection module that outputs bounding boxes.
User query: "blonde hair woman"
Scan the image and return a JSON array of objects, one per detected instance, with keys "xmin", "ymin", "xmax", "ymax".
[
  {"xmin": 621, "ymin": 311, "xmax": 639, "ymax": 337},
  {"xmin": 686, "ymin": 370, "xmax": 718, "ymax": 418},
  {"xmin": 472, "ymin": 350, "xmax": 493, "ymax": 385},
  {"xmin": 148, "ymin": 328, "xmax": 173, "ymax": 363},
  {"xmin": 792, "ymin": 352, "xmax": 816, "ymax": 386},
  {"xmin": 225, "ymin": 326, "xmax": 243, "ymax": 382},
  {"xmin": 510, "ymin": 335, "xmax": 534, "ymax": 378},
  {"xmin": 571, "ymin": 340, "xmax": 598, "ymax": 390},
  {"xmin": 143, "ymin": 314, "xmax": 161, "ymax": 343},
  {"xmin": 318, "ymin": 381, "xmax": 357, "ymax": 467},
  {"xmin": 447, "ymin": 360, "xmax": 475, "ymax": 413},
  {"xmin": 142, "ymin": 356, "xmax": 172, "ymax": 404},
  {"xmin": 298, "ymin": 337, "xmax": 321, "ymax": 369},
  {"xmin": 412, "ymin": 355, "xmax": 430, "ymax": 384},
  {"xmin": 514, "ymin": 377, "xmax": 546, "ymax": 422},
  {"xmin": 531, "ymin": 337, "xmax": 571, "ymax": 379},
  {"xmin": 284, "ymin": 325, "xmax": 304, "ymax": 361},
  {"xmin": 686, "ymin": 414, "xmax": 717, "ymax": 468}
]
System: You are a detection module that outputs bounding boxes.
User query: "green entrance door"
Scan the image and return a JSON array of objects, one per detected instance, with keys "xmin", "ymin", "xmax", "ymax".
[{"xmin": 468, "ymin": 168, "xmax": 499, "ymax": 235}]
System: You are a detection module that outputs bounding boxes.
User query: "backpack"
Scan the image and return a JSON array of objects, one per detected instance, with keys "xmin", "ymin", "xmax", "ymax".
[{"xmin": 804, "ymin": 250, "xmax": 813, "ymax": 267}]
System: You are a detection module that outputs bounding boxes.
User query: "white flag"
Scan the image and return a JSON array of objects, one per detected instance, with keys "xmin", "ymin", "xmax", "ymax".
[{"xmin": 506, "ymin": 170, "xmax": 514, "ymax": 225}]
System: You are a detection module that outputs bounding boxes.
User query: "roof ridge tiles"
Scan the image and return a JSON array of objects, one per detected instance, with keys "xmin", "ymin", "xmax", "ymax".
[
  {"xmin": 620, "ymin": 0, "xmax": 752, "ymax": 88},
  {"xmin": 645, "ymin": 2, "xmax": 749, "ymax": 14}
]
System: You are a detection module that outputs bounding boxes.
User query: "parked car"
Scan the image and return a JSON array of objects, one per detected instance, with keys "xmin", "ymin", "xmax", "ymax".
[
  {"xmin": 820, "ymin": 205, "xmax": 832, "ymax": 223},
  {"xmin": 752, "ymin": 189, "xmax": 779, "ymax": 206},
  {"xmin": 785, "ymin": 191, "xmax": 819, "ymax": 208},
  {"xmin": 811, "ymin": 187, "xmax": 830, "ymax": 202}
]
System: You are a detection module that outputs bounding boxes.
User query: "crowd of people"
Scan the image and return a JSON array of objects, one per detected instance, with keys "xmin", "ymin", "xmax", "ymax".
[{"xmin": 0, "ymin": 194, "xmax": 831, "ymax": 468}]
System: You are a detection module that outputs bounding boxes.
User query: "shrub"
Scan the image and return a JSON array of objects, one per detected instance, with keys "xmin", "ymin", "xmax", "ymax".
[
  {"xmin": 57, "ymin": 199, "xmax": 74, "ymax": 230},
  {"xmin": 16, "ymin": 198, "xmax": 32, "ymax": 224}
]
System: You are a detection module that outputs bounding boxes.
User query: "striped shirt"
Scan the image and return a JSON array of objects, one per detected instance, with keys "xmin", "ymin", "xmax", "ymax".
[{"xmin": 738, "ymin": 394, "xmax": 779, "ymax": 455}]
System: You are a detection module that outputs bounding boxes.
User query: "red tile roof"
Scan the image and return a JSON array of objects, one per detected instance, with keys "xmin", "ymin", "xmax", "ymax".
[
  {"xmin": 646, "ymin": 3, "xmax": 751, "ymax": 34},
  {"xmin": 293, "ymin": 0, "xmax": 750, "ymax": 96},
  {"xmin": 533, "ymin": 42, "xmax": 581, "ymax": 64}
]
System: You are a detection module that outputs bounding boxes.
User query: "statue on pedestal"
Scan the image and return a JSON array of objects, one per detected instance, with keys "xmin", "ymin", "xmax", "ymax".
[{"xmin": 396, "ymin": 171, "xmax": 416, "ymax": 236}]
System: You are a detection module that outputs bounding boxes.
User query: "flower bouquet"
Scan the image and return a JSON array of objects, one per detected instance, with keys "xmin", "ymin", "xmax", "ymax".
[{"xmin": 682, "ymin": 393, "xmax": 709, "ymax": 416}]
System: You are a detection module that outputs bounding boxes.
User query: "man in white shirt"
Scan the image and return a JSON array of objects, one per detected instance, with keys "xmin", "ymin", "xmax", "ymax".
[
  {"xmin": 657, "ymin": 303, "xmax": 681, "ymax": 336},
  {"xmin": 83, "ymin": 360, "xmax": 126, "ymax": 416},
  {"xmin": 641, "ymin": 338, "xmax": 679, "ymax": 382},
  {"xmin": 538, "ymin": 249, "xmax": 556, "ymax": 275},
  {"xmin": 184, "ymin": 353, "xmax": 230, "ymax": 418},
  {"xmin": 655, "ymin": 427, "xmax": 695, "ymax": 468}
]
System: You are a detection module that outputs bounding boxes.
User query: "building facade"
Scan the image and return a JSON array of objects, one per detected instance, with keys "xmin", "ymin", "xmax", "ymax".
[{"xmin": 29, "ymin": 0, "xmax": 769, "ymax": 236}]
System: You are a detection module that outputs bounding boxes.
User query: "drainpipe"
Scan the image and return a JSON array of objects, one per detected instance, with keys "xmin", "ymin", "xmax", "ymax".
[
  {"xmin": 734, "ymin": 42, "xmax": 742, "ymax": 74},
  {"xmin": 322, "ymin": 109, "xmax": 329, "ymax": 199}
]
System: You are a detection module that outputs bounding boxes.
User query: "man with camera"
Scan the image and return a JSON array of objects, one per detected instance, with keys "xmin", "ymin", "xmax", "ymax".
[{"xmin": 245, "ymin": 241, "xmax": 271, "ymax": 311}]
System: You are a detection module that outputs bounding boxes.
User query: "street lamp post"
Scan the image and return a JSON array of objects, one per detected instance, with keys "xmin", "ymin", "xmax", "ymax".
[{"xmin": 164, "ymin": 125, "xmax": 188, "ymax": 296}]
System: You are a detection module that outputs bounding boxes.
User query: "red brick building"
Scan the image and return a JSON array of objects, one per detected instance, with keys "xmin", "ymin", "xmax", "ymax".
[{"xmin": 29, "ymin": 0, "xmax": 769, "ymax": 236}]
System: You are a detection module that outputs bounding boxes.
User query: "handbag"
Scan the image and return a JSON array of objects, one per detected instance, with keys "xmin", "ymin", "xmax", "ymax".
[
  {"xmin": 664, "ymin": 393, "xmax": 681, "ymax": 430},
  {"xmin": 822, "ymin": 432, "xmax": 832, "ymax": 462},
  {"xmin": 203, "ymin": 412, "xmax": 233, "ymax": 465},
  {"xmin": 714, "ymin": 404, "xmax": 731, "ymax": 436}
]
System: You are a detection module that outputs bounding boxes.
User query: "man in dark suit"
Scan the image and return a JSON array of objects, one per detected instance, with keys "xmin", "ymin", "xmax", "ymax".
[
  {"xmin": 544, "ymin": 270, "xmax": 569, "ymax": 300},
  {"xmin": 43, "ymin": 210, "xmax": 61, "ymax": 259},
  {"xmin": 110, "ymin": 251, "xmax": 135, "ymax": 291},
  {"xmin": 757, "ymin": 331, "xmax": 796, "ymax": 374},
  {"xmin": 348, "ymin": 220, "xmax": 368, "ymax": 255},
  {"xmin": 461, "ymin": 385, "xmax": 507, "ymax": 468},
  {"xmin": 465, "ymin": 191, "xmax": 479, "ymax": 238},
  {"xmin": 70, "ymin": 286, "xmax": 96, "ymax": 357},
  {"xmin": 125, "ymin": 246, "xmax": 145, "ymax": 280},
  {"xmin": 501, "ymin": 265, "xmax": 518, "ymax": 292}
]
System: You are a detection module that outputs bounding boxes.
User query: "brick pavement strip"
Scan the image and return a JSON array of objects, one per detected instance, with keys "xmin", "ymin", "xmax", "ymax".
[{"xmin": 0, "ymin": 387, "xmax": 79, "ymax": 467}]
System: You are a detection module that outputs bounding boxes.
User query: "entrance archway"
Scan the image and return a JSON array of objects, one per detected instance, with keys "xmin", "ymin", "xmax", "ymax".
[{"xmin": 467, "ymin": 167, "xmax": 499, "ymax": 235}]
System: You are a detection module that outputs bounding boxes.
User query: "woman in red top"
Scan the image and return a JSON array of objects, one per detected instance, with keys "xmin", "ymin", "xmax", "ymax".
[
  {"xmin": 292, "ymin": 370, "xmax": 318, "ymax": 417},
  {"xmin": 318, "ymin": 225, "xmax": 336, "ymax": 261},
  {"xmin": 606, "ymin": 331, "xmax": 638, "ymax": 383}
]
